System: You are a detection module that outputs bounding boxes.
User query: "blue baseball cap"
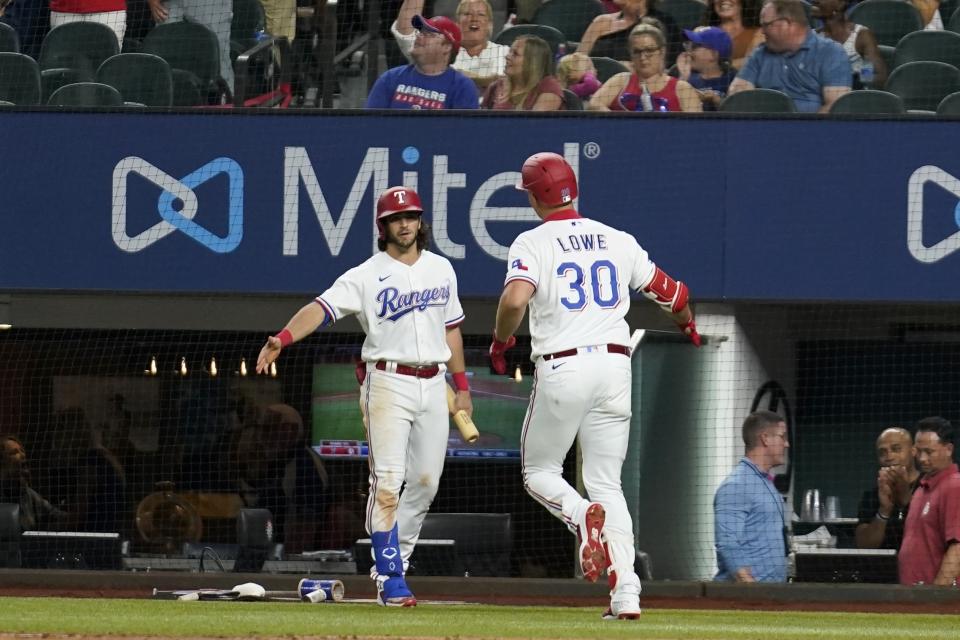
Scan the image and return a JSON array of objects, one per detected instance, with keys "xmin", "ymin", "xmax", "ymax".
[{"xmin": 682, "ymin": 27, "xmax": 732, "ymax": 60}]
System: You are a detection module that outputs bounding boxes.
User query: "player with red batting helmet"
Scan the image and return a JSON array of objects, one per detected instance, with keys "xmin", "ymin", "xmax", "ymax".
[
  {"xmin": 490, "ymin": 151, "xmax": 699, "ymax": 620},
  {"xmin": 258, "ymin": 185, "xmax": 472, "ymax": 607}
]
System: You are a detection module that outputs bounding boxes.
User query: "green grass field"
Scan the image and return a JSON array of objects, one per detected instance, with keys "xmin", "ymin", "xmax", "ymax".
[{"xmin": 1, "ymin": 597, "xmax": 959, "ymax": 639}]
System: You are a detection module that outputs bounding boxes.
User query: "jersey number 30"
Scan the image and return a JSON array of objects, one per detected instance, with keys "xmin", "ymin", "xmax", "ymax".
[{"xmin": 557, "ymin": 260, "xmax": 620, "ymax": 310}]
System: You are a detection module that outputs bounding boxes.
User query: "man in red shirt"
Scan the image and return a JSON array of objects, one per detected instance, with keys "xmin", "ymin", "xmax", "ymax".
[{"xmin": 898, "ymin": 416, "xmax": 960, "ymax": 586}]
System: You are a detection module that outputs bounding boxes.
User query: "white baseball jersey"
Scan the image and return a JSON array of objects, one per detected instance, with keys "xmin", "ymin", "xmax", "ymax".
[
  {"xmin": 316, "ymin": 250, "xmax": 465, "ymax": 364},
  {"xmin": 504, "ymin": 211, "xmax": 656, "ymax": 359}
]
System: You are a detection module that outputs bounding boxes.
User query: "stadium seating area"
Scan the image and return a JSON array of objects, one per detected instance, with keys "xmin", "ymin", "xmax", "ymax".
[{"xmin": 2, "ymin": 0, "xmax": 960, "ymax": 112}]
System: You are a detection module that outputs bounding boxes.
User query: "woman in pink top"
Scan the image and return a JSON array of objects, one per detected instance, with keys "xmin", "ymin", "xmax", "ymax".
[
  {"xmin": 481, "ymin": 35, "xmax": 564, "ymax": 111},
  {"xmin": 588, "ymin": 24, "xmax": 701, "ymax": 112}
]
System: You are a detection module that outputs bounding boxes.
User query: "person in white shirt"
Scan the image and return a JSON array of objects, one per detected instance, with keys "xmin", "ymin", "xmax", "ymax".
[{"xmin": 392, "ymin": 0, "xmax": 508, "ymax": 89}]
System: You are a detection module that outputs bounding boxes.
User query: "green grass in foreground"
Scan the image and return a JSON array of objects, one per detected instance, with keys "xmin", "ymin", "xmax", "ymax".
[{"xmin": 0, "ymin": 597, "xmax": 958, "ymax": 639}]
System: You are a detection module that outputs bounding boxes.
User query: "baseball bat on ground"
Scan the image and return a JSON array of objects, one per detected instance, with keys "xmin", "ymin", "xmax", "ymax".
[
  {"xmin": 446, "ymin": 384, "xmax": 479, "ymax": 443},
  {"xmin": 152, "ymin": 588, "xmax": 326, "ymax": 603}
]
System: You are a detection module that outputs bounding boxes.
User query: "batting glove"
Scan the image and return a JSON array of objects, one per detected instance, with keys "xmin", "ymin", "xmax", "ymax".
[
  {"xmin": 678, "ymin": 319, "xmax": 701, "ymax": 347},
  {"xmin": 489, "ymin": 334, "xmax": 517, "ymax": 375}
]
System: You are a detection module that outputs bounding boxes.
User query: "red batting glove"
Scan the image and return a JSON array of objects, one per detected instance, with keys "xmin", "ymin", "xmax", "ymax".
[
  {"xmin": 489, "ymin": 334, "xmax": 517, "ymax": 375},
  {"xmin": 679, "ymin": 319, "xmax": 701, "ymax": 347}
]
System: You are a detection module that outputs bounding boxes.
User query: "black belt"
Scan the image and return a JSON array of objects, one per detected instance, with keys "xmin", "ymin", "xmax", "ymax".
[
  {"xmin": 542, "ymin": 344, "xmax": 631, "ymax": 361},
  {"xmin": 375, "ymin": 361, "xmax": 441, "ymax": 378}
]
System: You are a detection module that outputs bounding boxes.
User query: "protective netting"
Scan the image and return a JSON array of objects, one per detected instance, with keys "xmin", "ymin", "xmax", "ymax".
[{"xmin": 2, "ymin": 0, "xmax": 960, "ymax": 112}]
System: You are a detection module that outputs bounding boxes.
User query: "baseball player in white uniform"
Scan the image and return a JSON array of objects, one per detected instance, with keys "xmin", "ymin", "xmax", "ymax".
[
  {"xmin": 489, "ymin": 152, "xmax": 700, "ymax": 620},
  {"xmin": 257, "ymin": 186, "xmax": 473, "ymax": 607}
]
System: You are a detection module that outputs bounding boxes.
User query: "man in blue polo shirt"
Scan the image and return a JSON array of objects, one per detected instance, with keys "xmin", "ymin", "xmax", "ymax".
[
  {"xmin": 365, "ymin": 15, "xmax": 480, "ymax": 110},
  {"xmin": 728, "ymin": 0, "xmax": 851, "ymax": 112}
]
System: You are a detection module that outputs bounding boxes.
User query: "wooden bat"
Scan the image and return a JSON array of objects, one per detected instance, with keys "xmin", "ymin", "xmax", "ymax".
[
  {"xmin": 446, "ymin": 384, "xmax": 479, "ymax": 443},
  {"xmin": 152, "ymin": 588, "xmax": 316, "ymax": 603}
]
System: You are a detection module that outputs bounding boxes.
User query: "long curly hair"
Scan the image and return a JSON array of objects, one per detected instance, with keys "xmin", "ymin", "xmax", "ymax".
[{"xmin": 377, "ymin": 218, "xmax": 432, "ymax": 252}]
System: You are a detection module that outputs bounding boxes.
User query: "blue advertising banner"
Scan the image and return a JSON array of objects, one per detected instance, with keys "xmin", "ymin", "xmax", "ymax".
[{"xmin": 0, "ymin": 111, "xmax": 958, "ymax": 302}]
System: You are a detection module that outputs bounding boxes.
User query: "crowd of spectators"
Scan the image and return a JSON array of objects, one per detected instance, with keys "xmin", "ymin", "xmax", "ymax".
[{"xmin": 357, "ymin": 0, "xmax": 960, "ymax": 112}]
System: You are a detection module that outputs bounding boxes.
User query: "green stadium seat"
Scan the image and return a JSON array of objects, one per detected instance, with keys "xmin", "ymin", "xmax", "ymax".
[
  {"xmin": 493, "ymin": 24, "xmax": 567, "ymax": 57},
  {"xmin": 0, "ymin": 52, "xmax": 41, "ymax": 105},
  {"xmin": 877, "ymin": 44, "xmax": 896, "ymax": 75},
  {"xmin": 0, "ymin": 22, "xmax": 19, "ymax": 53},
  {"xmin": 848, "ymin": 0, "xmax": 924, "ymax": 48},
  {"xmin": 885, "ymin": 60, "xmax": 960, "ymax": 111},
  {"xmin": 829, "ymin": 89, "xmax": 905, "ymax": 114},
  {"xmin": 532, "ymin": 0, "xmax": 605, "ymax": 44},
  {"xmin": 942, "ymin": 0, "xmax": 960, "ymax": 27},
  {"xmin": 936, "ymin": 90, "xmax": 960, "ymax": 114},
  {"xmin": 948, "ymin": 6, "xmax": 960, "ymax": 34},
  {"xmin": 47, "ymin": 81, "xmax": 123, "ymax": 106},
  {"xmin": 719, "ymin": 88, "xmax": 796, "ymax": 113},
  {"xmin": 143, "ymin": 21, "xmax": 227, "ymax": 104},
  {"xmin": 660, "ymin": 0, "xmax": 708, "ymax": 31},
  {"xmin": 562, "ymin": 88, "xmax": 584, "ymax": 110},
  {"xmin": 171, "ymin": 68, "xmax": 205, "ymax": 106},
  {"xmin": 893, "ymin": 30, "xmax": 960, "ymax": 70},
  {"xmin": 41, "ymin": 67, "xmax": 90, "ymax": 103},
  {"xmin": 591, "ymin": 56, "xmax": 630, "ymax": 82},
  {"xmin": 39, "ymin": 22, "xmax": 120, "ymax": 78},
  {"xmin": 97, "ymin": 53, "xmax": 174, "ymax": 107}
]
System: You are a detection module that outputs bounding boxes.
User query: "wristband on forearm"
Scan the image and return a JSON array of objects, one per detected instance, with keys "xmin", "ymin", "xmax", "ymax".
[
  {"xmin": 275, "ymin": 329, "xmax": 293, "ymax": 348},
  {"xmin": 452, "ymin": 371, "xmax": 469, "ymax": 392},
  {"xmin": 875, "ymin": 511, "xmax": 890, "ymax": 522}
]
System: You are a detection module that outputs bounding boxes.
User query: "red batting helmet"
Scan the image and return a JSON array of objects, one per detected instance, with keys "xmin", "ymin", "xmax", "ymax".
[
  {"xmin": 516, "ymin": 152, "xmax": 577, "ymax": 207},
  {"xmin": 376, "ymin": 186, "xmax": 423, "ymax": 239}
]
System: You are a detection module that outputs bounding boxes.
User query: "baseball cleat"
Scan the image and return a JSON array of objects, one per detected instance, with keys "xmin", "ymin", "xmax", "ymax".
[
  {"xmin": 603, "ymin": 572, "xmax": 641, "ymax": 620},
  {"xmin": 376, "ymin": 575, "xmax": 417, "ymax": 607},
  {"xmin": 577, "ymin": 502, "xmax": 607, "ymax": 582},
  {"xmin": 602, "ymin": 608, "xmax": 641, "ymax": 620}
]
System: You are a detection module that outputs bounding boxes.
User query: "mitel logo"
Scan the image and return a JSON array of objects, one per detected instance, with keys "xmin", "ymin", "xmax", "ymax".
[
  {"xmin": 907, "ymin": 165, "xmax": 960, "ymax": 264},
  {"xmin": 283, "ymin": 142, "xmax": 582, "ymax": 260},
  {"xmin": 112, "ymin": 157, "xmax": 244, "ymax": 253}
]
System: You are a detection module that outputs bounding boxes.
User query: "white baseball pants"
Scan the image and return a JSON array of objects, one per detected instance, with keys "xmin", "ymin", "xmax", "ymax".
[
  {"xmin": 361, "ymin": 364, "xmax": 448, "ymax": 564},
  {"xmin": 521, "ymin": 350, "xmax": 638, "ymax": 578}
]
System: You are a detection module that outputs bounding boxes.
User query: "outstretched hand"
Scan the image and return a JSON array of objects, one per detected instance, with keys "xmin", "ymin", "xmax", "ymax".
[{"xmin": 256, "ymin": 336, "xmax": 282, "ymax": 373}]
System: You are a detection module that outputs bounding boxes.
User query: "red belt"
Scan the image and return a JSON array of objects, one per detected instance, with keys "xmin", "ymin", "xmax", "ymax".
[
  {"xmin": 375, "ymin": 361, "xmax": 441, "ymax": 378},
  {"xmin": 542, "ymin": 344, "xmax": 631, "ymax": 361}
]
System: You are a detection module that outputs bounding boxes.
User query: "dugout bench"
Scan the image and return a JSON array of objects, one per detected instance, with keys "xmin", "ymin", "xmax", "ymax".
[{"xmin": 355, "ymin": 512, "xmax": 512, "ymax": 577}]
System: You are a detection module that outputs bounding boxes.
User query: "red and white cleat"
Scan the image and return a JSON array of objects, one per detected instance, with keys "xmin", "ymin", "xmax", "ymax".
[{"xmin": 577, "ymin": 502, "xmax": 607, "ymax": 583}]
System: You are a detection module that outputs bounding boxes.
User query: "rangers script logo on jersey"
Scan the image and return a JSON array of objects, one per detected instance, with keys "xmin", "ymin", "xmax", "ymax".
[{"xmin": 376, "ymin": 283, "xmax": 451, "ymax": 321}]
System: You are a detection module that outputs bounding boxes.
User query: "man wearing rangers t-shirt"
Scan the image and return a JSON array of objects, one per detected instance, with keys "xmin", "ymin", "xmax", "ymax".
[{"xmin": 366, "ymin": 15, "xmax": 479, "ymax": 110}]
